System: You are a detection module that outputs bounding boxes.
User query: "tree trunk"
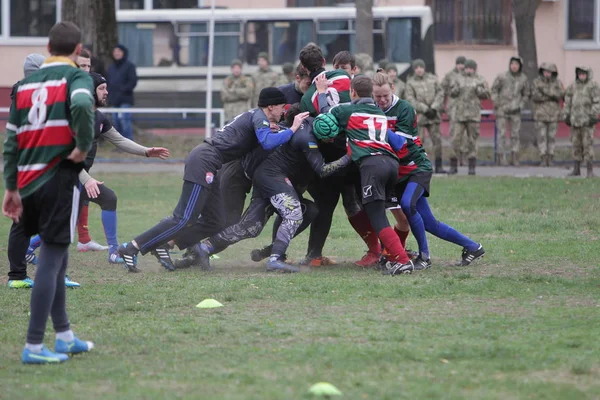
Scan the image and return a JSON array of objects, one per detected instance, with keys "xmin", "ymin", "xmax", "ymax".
[
  {"xmin": 62, "ymin": 0, "xmax": 118, "ymax": 69},
  {"xmin": 355, "ymin": 0, "xmax": 373, "ymax": 57},
  {"xmin": 512, "ymin": 0, "xmax": 542, "ymax": 81}
]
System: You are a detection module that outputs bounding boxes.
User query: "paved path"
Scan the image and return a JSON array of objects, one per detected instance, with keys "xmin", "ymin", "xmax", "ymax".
[
  {"xmin": 0, "ymin": 160, "xmax": 582, "ymax": 178},
  {"xmin": 86, "ymin": 162, "xmax": 578, "ymax": 178}
]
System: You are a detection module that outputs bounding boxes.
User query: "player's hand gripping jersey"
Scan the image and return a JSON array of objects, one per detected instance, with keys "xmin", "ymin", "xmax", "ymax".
[{"xmin": 301, "ymin": 70, "xmax": 351, "ymax": 117}]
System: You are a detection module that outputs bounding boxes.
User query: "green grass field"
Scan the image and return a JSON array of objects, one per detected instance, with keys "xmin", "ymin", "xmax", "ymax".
[{"xmin": 0, "ymin": 173, "xmax": 599, "ymax": 400}]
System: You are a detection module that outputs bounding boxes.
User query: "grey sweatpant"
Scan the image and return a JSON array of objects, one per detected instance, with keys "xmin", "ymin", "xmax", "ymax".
[{"xmin": 26, "ymin": 242, "xmax": 71, "ymax": 344}]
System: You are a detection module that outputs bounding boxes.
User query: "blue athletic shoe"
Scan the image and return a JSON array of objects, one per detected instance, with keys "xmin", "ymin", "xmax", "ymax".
[
  {"xmin": 108, "ymin": 251, "xmax": 125, "ymax": 265},
  {"xmin": 55, "ymin": 336, "xmax": 94, "ymax": 354},
  {"xmin": 266, "ymin": 259, "xmax": 300, "ymax": 273},
  {"xmin": 22, "ymin": 346, "xmax": 69, "ymax": 364},
  {"xmin": 64, "ymin": 276, "xmax": 80, "ymax": 288}
]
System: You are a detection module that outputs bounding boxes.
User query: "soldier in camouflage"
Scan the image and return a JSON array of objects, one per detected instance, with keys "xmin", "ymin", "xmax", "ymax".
[
  {"xmin": 251, "ymin": 52, "xmax": 281, "ymax": 108},
  {"xmin": 279, "ymin": 62, "xmax": 295, "ymax": 85},
  {"xmin": 531, "ymin": 63, "xmax": 564, "ymax": 167},
  {"xmin": 354, "ymin": 53, "xmax": 375, "ymax": 78},
  {"xmin": 221, "ymin": 59, "xmax": 254, "ymax": 123},
  {"xmin": 441, "ymin": 56, "xmax": 466, "ymax": 165},
  {"xmin": 491, "ymin": 56, "xmax": 531, "ymax": 166},
  {"xmin": 564, "ymin": 66, "xmax": 600, "ymax": 177},
  {"xmin": 449, "ymin": 59, "xmax": 490, "ymax": 175},
  {"xmin": 385, "ymin": 64, "xmax": 406, "ymax": 99},
  {"xmin": 405, "ymin": 59, "xmax": 446, "ymax": 173}
]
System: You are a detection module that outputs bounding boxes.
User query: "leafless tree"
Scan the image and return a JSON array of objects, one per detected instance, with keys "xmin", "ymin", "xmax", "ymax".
[
  {"xmin": 512, "ymin": 0, "xmax": 543, "ymax": 80},
  {"xmin": 355, "ymin": 0, "xmax": 373, "ymax": 57},
  {"xmin": 62, "ymin": 0, "xmax": 118, "ymax": 68}
]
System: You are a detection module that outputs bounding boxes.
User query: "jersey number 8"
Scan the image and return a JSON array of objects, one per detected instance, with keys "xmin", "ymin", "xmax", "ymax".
[{"xmin": 28, "ymin": 87, "xmax": 49, "ymax": 125}]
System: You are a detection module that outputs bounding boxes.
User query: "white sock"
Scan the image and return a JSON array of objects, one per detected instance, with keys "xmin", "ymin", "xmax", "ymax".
[
  {"xmin": 25, "ymin": 343, "xmax": 44, "ymax": 353},
  {"xmin": 56, "ymin": 330, "xmax": 74, "ymax": 342}
]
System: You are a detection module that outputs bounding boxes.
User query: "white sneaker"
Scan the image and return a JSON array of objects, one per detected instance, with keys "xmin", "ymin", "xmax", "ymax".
[{"xmin": 77, "ymin": 241, "xmax": 109, "ymax": 252}]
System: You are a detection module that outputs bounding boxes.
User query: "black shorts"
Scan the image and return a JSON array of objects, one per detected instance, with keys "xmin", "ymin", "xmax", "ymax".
[
  {"xmin": 253, "ymin": 166, "xmax": 297, "ymax": 199},
  {"xmin": 395, "ymin": 172, "xmax": 432, "ymax": 198},
  {"xmin": 183, "ymin": 142, "xmax": 223, "ymax": 187},
  {"xmin": 21, "ymin": 163, "xmax": 80, "ymax": 245},
  {"xmin": 358, "ymin": 155, "xmax": 399, "ymax": 205}
]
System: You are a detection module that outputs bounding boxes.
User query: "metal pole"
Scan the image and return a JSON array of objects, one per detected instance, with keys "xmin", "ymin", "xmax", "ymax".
[{"xmin": 204, "ymin": 0, "xmax": 216, "ymax": 139}]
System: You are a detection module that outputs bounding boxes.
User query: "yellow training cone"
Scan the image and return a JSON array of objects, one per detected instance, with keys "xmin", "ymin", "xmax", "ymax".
[
  {"xmin": 308, "ymin": 382, "xmax": 342, "ymax": 397},
  {"xmin": 196, "ymin": 299, "xmax": 223, "ymax": 309}
]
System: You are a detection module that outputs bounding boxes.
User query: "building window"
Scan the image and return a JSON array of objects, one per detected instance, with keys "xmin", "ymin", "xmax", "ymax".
[
  {"xmin": 10, "ymin": 0, "xmax": 56, "ymax": 37},
  {"xmin": 427, "ymin": 0, "xmax": 512, "ymax": 45},
  {"xmin": 120, "ymin": 0, "xmax": 144, "ymax": 9},
  {"xmin": 567, "ymin": 0, "xmax": 597, "ymax": 41}
]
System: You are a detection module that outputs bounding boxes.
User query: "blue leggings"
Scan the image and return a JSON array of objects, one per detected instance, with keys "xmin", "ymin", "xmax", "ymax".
[{"xmin": 400, "ymin": 181, "xmax": 478, "ymax": 257}]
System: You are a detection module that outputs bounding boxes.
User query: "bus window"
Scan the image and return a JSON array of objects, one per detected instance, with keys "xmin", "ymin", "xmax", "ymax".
[
  {"xmin": 387, "ymin": 18, "xmax": 412, "ymax": 63},
  {"xmin": 242, "ymin": 21, "xmax": 314, "ymax": 65},
  {"xmin": 318, "ymin": 19, "xmax": 385, "ymax": 62},
  {"xmin": 180, "ymin": 22, "xmax": 241, "ymax": 67},
  {"xmin": 348, "ymin": 20, "xmax": 385, "ymax": 62},
  {"xmin": 317, "ymin": 20, "xmax": 352, "ymax": 62},
  {"xmin": 272, "ymin": 21, "xmax": 314, "ymax": 64}
]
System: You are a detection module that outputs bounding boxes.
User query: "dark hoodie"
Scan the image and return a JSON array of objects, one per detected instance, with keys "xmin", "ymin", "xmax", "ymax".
[{"xmin": 106, "ymin": 44, "xmax": 138, "ymax": 106}]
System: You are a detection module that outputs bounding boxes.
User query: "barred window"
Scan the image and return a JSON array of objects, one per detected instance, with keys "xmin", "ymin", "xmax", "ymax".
[
  {"xmin": 567, "ymin": 0, "xmax": 596, "ymax": 41},
  {"xmin": 426, "ymin": 0, "xmax": 512, "ymax": 45},
  {"xmin": 10, "ymin": 0, "xmax": 56, "ymax": 37}
]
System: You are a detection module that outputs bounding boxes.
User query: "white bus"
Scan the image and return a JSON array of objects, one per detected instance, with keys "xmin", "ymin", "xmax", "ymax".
[{"xmin": 115, "ymin": 6, "xmax": 434, "ymax": 109}]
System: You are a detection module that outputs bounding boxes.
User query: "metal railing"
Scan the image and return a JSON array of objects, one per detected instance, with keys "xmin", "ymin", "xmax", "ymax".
[{"xmin": 0, "ymin": 107, "xmax": 225, "ymax": 138}]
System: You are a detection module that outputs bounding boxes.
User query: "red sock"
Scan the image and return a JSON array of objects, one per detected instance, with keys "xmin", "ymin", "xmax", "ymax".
[
  {"xmin": 378, "ymin": 227, "xmax": 409, "ymax": 263},
  {"xmin": 394, "ymin": 226, "xmax": 409, "ymax": 248},
  {"xmin": 348, "ymin": 210, "xmax": 382, "ymax": 255},
  {"xmin": 77, "ymin": 204, "xmax": 92, "ymax": 243}
]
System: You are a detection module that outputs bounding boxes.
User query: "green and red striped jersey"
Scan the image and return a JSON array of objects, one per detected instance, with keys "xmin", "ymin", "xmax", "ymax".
[
  {"xmin": 300, "ymin": 69, "xmax": 351, "ymax": 117},
  {"xmin": 329, "ymin": 98, "xmax": 398, "ymax": 162},
  {"xmin": 382, "ymin": 95, "xmax": 432, "ymax": 181},
  {"xmin": 3, "ymin": 56, "xmax": 95, "ymax": 198}
]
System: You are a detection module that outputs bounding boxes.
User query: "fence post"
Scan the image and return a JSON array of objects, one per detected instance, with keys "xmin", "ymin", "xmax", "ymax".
[{"xmin": 493, "ymin": 120, "xmax": 497, "ymax": 165}]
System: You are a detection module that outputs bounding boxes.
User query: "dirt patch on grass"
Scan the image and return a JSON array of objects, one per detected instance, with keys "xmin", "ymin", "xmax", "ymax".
[{"xmin": 521, "ymin": 368, "xmax": 600, "ymax": 391}]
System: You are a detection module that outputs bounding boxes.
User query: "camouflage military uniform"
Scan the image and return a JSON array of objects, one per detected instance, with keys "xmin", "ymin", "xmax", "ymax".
[
  {"xmin": 564, "ymin": 66, "xmax": 600, "ymax": 176},
  {"xmin": 393, "ymin": 78, "xmax": 406, "ymax": 99},
  {"xmin": 441, "ymin": 58, "xmax": 467, "ymax": 162},
  {"xmin": 449, "ymin": 60, "xmax": 490, "ymax": 174},
  {"xmin": 355, "ymin": 53, "xmax": 375, "ymax": 78},
  {"xmin": 251, "ymin": 68, "xmax": 281, "ymax": 108},
  {"xmin": 405, "ymin": 59, "xmax": 445, "ymax": 165},
  {"xmin": 531, "ymin": 62, "xmax": 564, "ymax": 165},
  {"xmin": 221, "ymin": 71, "xmax": 254, "ymax": 123},
  {"xmin": 491, "ymin": 57, "xmax": 530, "ymax": 164},
  {"xmin": 278, "ymin": 62, "xmax": 295, "ymax": 86}
]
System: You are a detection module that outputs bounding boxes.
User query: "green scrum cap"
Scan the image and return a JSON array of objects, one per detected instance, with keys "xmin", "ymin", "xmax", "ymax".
[{"xmin": 313, "ymin": 113, "xmax": 340, "ymax": 140}]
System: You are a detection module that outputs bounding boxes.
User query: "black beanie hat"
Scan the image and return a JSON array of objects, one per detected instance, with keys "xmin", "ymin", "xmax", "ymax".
[
  {"xmin": 258, "ymin": 87, "xmax": 286, "ymax": 107},
  {"xmin": 89, "ymin": 72, "xmax": 106, "ymax": 105}
]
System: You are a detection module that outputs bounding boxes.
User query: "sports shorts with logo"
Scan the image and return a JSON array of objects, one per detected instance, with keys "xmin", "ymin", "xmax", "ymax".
[{"xmin": 358, "ymin": 155, "xmax": 399, "ymax": 205}]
